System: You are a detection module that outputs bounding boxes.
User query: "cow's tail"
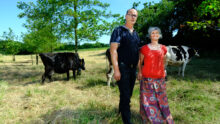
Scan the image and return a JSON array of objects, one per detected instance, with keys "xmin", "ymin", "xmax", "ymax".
[{"xmin": 105, "ymin": 55, "xmax": 109, "ymax": 73}]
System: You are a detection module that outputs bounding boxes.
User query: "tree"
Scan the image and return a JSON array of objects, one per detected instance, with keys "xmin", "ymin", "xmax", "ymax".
[
  {"xmin": 5, "ymin": 41, "xmax": 22, "ymax": 61},
  {"xmin": 18, "ymin": 0, "xmax": 63, "ymax": 64},
  {"xmin": 17, "ymin": 0, "xmax": 61, "ymax": 53},
  {"xmin": 57, "ymin": 0, "xmax": 121, "ymax": 52},
  {"xmin": 136, "ymin": 0, "xmax": 219, "ymax": 52},
  {"xmin": 17, "ymin": 0, "xmax": 121, "ymax": 53},
  {"xmin": 169, "ymin": 0, "xmax": 220, "ymax": 50},
  {"xmin": 22, "ymin": 26, "xmax": 58, "ymax": 64},
  {"xmin": 135, "ymin": 0, "xmax": 175, "ymax": 44},
  {"xmin": 186, "ymin": 0, "xmax": 220, "ymax": 31},
  {"xmin": 1, "ymin": 28, "xmax": 21, "ymax": 61}
]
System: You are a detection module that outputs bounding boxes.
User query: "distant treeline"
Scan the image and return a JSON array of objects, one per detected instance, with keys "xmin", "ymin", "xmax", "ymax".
[
  {"xmin": 0, "ymin": 40, "xmax": 109, "ymax": 55},
  {"xmin": 55, "ymin": 42, "xmax": 109, "ymax": 51}
]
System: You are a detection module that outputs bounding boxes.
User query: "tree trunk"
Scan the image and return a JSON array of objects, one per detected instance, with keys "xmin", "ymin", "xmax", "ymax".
[
  {"xmin": 50, "ymin": 25, "xmax": 53, "ymax": 53},
  {"xmin": 36, "ymin": 54, "xmax": 38, "ymax": 65},
  {"xmin": 74, "ymin": 1, "xmax": 78, "ymax": 53},
  {"xmin": 74, "ymin": 28, "xmax": 78, "ymax": 53},
  {"xmin": 13, "ymin": 55, "xmax": 15, "ymax": 61},
  {"xmin": 31, "ymin": 54, "xmax": 33, "ymax": 65}
]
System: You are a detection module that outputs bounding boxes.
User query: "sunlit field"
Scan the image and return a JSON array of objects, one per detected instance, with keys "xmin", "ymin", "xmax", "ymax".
[{"xmin": 0, "ymin": 48, "xmax": 219, "ymax": 124}]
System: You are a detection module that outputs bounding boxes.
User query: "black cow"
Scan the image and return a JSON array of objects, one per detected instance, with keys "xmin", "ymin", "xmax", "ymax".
[
  {"xmin": 106, "ymin": 48, "xmax": 114, "ymax": 86},
  {"xmin": 39, "ymin": 52, "xmax": 85, "ymax": 83}
]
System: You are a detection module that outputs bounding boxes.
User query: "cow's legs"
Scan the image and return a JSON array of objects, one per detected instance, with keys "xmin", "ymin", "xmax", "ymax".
[
  {"xmin": 66, "ymin": 71, "xmax": 70, "ymax": 80},
  {"xmin": 164, "ymin": 62, "xmax": 168, "ymax": 77},
  {"xmin": 41, "ymin": 68, "xmax": 53, "ymax": 84},
  {"xmin": 48, "ymin": 70, "xmax": 54, "ymax": 82},
  {"xmin": 41, "ymin": 72, "xmax": 46, "ymax": 84},
  {"xmin": 182, "ymin": 62, "xmax": 187, "ymax": 77},
  {"xmin": 72, "ymin": 70, "xmax": 76, "ymax": 80},
  {"xmin": 77, "ymin": 68, "xmax": 81, "ymax": 75},
  {"xmin": 178, "ymin": 67, "xmax": 182, "ymax": 76},
  {"xmin": 107, "ymin": 66, "xmax": 114, "ymax": 86},
  {"xmin": 48, "ymin": 75, "xmax": 52, "ymax": 82}
]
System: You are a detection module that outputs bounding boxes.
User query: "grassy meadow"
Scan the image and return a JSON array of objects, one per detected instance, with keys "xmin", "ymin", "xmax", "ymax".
[{"xmin": 0, "ymin": 48, "xmax": 220, "ymax": 124}]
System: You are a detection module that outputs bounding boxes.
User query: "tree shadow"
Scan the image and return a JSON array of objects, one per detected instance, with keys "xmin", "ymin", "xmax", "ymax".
[
  {"xmin": 76, "ymin": 78, "xmax": 107, "ymax": 90},
  {"xmin": 23, "ymin": 80, "xmax": 41, "ymax": 86},
  {"xmin": 28, "ymin": 107, "xmax": 142, "ymax": 124},
  {"xmin": 0, "ymin": 65, "xmax": 42, "ymax": 85},
  {"xmin": 75, "ymin": 78, "xmax": 117, "ymax": 90},
  {"xmin": 89, "ymin": 51, "xmax": 106, "ymax": 57},
  {"xmin": 0, "ymin": 63, "xmax": 75, "ymax": 86},
  {"xmin": 166, "ymin": 58, "xmax": 220, "ymax": 82}
]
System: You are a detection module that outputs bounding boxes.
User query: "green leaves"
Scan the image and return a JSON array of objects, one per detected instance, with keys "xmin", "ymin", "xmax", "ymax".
[
  {"xmin": 186, "ymin": 0, "xmax": 220, "ymax": 31},
  {"xmin": 136, "ymin": 0, "xmax": 175, "ymax": 41},
  {"xmin": 0, "ymin": 28, "xmax": 21, "ymax": 55},
  {"xmin": 18, "ymin": 0, "xmax": 121, "ymax": 52},
  {"xmin": 187, "ymin": 20, "xmax": 215, "ymax": 30}
]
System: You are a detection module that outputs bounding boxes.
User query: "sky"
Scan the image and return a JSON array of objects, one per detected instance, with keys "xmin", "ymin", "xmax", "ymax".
[{"xmin": 0, "ymin": 0, "xmax": 160, "ymax": 44}]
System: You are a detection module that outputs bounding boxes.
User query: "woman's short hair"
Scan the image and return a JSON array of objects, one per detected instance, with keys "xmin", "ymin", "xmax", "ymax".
[{"xmin": 147, "ymin": 27, "xmax": 162, "ymax": 39}]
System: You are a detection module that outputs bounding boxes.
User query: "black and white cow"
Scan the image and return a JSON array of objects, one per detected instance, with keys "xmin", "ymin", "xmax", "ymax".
[
  {"xmin": 106, "ymin": 48, "xmax": 114, "ymax": 86},
  {"xmin": 106, "ymin": 45, "xmax": 198, "ymax": 84},
  {"xmin": 165, "ymin": 45, "xmax": 199, "ymax": 77},
  {"xmin": 39, "ymin": 52, "xmax": 85, "ymax": 84}
]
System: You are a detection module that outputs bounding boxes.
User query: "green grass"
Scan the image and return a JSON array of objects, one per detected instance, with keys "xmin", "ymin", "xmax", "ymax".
[{"xmin": 0, "ymin": 50, "xmax": 219, "ymax": 124}]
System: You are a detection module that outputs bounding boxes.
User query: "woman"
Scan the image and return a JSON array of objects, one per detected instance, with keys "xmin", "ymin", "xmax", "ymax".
[{"xmin": 138, "ymin": 27, "xmax": 174, "ymax": 124}]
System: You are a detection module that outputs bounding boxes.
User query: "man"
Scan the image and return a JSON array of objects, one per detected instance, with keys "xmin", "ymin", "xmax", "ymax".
[{"xmin": 110, "ymin": 8, "xmax": 140, "ymax": 124}]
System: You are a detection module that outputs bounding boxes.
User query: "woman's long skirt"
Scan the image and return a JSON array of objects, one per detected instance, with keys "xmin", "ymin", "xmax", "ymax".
[{"xmin": 140, "ymin": 77, "xmax": 174, "ymax": 124}]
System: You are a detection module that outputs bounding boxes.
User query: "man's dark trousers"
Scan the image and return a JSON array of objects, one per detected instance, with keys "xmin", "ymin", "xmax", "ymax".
[{"xmin": 118, "ymin": 62, "xmax": 136, "ymax": 124}]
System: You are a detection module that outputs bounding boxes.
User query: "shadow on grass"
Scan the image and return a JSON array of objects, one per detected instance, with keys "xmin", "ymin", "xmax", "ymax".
[
  {"xmin": 90, "ymin": 51, "xmax": 106, "ymax": 57},
  {"xmin": 30, "ymin": 107, "xmax": 141, "ymax": 124},
  {"xmin": 76, "ymin": 78, "xmax": 117, "ymax": 90},
  {"xmin": 0, "ymin": 63, "xmax": 76, "ymax": 86},
  {"xmin": 0, "ymin": 60, "xmax": 33, "ymax": 64},
  {"xmin": 77, "ymin": 78, "xmax": 107, "ymax": 89},
  {"xmin": 23, "ymin": 75, "xmax": 77, "ymax": 86},
  {"xmin": 166, "ymin": 58, "xmax": 220, "ymax": 82},
  {"xmin": 23, "ymin": 80, "xmax": 41, "ymax": 86},
  {"xmin": 0, "ymin": 65, "xmax": 43, "ymax": 85}
]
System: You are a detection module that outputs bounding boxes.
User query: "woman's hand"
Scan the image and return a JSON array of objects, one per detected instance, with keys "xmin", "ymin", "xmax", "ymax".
[{"xmin": 137, "ymin": 71, "xmax": 142, "ymax": 80}]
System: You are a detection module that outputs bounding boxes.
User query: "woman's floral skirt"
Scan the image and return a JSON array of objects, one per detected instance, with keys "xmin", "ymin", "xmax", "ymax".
[{"xmin": 140, "ymin": 77, "xmax": 174, "ymax": 124}]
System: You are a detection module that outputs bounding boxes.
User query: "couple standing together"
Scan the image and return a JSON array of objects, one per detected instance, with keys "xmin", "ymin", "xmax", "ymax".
[{"xmin": 110, "ymin": 8, "xmax": 174, "ymax": 124}]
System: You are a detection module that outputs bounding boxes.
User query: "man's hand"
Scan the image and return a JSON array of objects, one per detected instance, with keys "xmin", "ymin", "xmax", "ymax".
[{"xmin": 114, "ymin": 69, "xmax": 121, "ymax": 81}]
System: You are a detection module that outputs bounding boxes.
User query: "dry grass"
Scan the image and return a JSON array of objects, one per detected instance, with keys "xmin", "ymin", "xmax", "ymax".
[
  {"xmin": 0, "ymin": 49, "xmax": 127, "ymax": 124},
  {"xmin": 0, "ymin": 49, "xmax": 220, "ymax": 124}
]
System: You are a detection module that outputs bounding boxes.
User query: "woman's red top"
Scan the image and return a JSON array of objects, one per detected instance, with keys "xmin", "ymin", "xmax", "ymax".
[{"xmin": 140, "ymin": 44, "xmax": 167, "ymax": 78}]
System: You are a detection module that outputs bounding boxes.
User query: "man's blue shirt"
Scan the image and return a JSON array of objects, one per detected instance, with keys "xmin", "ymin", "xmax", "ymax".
[{"xmin": 110, "ymin": 26, "xmax": 140, "ymax": 66}]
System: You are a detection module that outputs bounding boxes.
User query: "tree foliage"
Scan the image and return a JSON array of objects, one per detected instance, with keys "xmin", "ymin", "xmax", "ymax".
[
  {"xmin": 135, "ymin": 0, "xmax": 219, "ymax": 52},
  {"xmin": 135, "ymin": 0, "xmax": 175, "ymax": 44},
  {"xmin": 1, "ymin": 28, "xmax": 21, "ymax": 55},
  {"xmin": 17, "ymin": 0, "xmax": 61, "ymax": 53},
  {"xmin": 186, "ymin": 0, "xmax": 220, "ymax": 31},
  {"xmin": 0, "ymin": 28, "xmax": 21, "ymax": 61},
  {"xmin": 17, "ymin": 0, "xmax": 121, "ymax": 53},
  {"xmin": 22, "ymin": 26, "xmax": 58, "ymax": 53}
]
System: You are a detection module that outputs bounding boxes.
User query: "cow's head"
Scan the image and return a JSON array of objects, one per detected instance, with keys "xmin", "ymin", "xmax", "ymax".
[
  {"xmin": 188, "ymin": 48, "xmax": 199, "ymax": 59},
  {"xmin": 194, "ymin": 49, "xmax": 199, "ymax": 57},
  {"xmin": 79, "ymin": 58, "xmax": 85, "ymax": 70},
  {"xmin": 76, "ymin": 58, "xmax": 85, "ymax": 75}
]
